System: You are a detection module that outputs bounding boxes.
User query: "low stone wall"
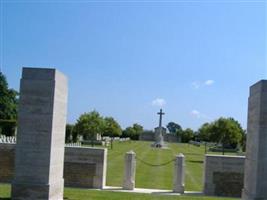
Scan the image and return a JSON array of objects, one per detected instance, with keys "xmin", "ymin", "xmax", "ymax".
[
  {"xmin": 164, "ymin": 134, "xmax": 181, "ymax": 143},
  {"xmin": 0, "ymin": 144, "xmax": 15, "ymax": 183},
  {"xmin": 203, "ymin": 154, "xmax": 245, "ymax": 197},
  {"xmin": 64, "ymin": 147, "xmax": 107, "ymax": 188},
  {"xmin": 139, "ymin": 132, "xmax": 180, "ymax": 143},
  {"xmin": 0, "ymin": 144, "xmax": 107, "ymax": 189},
  {"xmin": 139, "ymin": 133, "xmax": 154, "ymax": 141}
]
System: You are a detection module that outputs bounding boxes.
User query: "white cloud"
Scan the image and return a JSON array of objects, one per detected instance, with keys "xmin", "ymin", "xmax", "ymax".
[
  {"xmin": 152, "ymin": 98, "xmax": 166, "ymax": 107},
  {"xmin": 191, "ymin": 80, "xmax": 215, "ymax": 89},
  {"xmin": 191, "ymin": 110, "xmax": 201, "ymax": 118},
  {"xmin": 204, "ymin": 80, "xmax": 214, "ymax": 86},
  {"xmin": 190, "ymin": 109, "xmax": 210, "ymax": 120}
]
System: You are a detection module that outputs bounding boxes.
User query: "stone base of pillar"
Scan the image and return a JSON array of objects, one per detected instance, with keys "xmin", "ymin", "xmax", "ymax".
[
  {"xmin": 241, "ymin": 188, "xmax": 267, "ymax": 200},
  {"xmin": 11, "ymin": 179, "xmax": 64, "ymax": 200},
  {"xmin": 123, "ymin": 180, "xmax": 135, "ymax": 190},
  {"xmin": 173, "ymin": 185, "xmax": 184, "ymax": 194}
]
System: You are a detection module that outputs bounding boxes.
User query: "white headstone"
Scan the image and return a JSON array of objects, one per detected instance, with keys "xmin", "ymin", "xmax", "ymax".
[
  {"xmin": 173, "ymin": 153, "xmax": 185, "ymax": 193},
  {"xmin": 123, "ymin": 150, "xmax": 136, "ymax": 190}
]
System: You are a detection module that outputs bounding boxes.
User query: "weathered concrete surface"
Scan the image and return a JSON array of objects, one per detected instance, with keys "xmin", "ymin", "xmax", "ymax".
[
  {"xmin": 242, "ymin": 80, "xmax": 267, "ymax": 200},
  {"xmin": 0, "ymin": 144, "xmax": 107, "ymax": 189},
  {"xmin": 173, "ymin": 153, "xmax": 185, "ymax": 193},
  {"xmin": 204, "ymin": 155, "xmax": 245, "ymax": 197},
  {"xmin": 123, "ymin": 151, "xmax": 136, "ymax": 190},
  {"xmin": 64, "ymin": 147, "xmax": 107, "ymax": 189},
  {"xmin": 11, "ymin": 68, "xmax": 68, "ymax": 200},
  {"xmin": 0, "ymin": 144, "xmax": 15, "ymax": 183}
]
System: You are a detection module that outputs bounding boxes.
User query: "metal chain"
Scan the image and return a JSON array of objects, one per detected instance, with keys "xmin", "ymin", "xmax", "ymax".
[{"xmin": 136, "ymin": 156, "xmax": 175, "ymax": 167}]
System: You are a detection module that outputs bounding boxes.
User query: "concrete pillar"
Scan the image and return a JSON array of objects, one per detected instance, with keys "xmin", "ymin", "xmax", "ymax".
[
  {"xmin": 173, "ymin": 153, "xmax": 185, "ymax": 193},
  {"xmin": 242, "ymin": 80, "xmax": 267, "ymax": 200},
  {"xmin": 11, "ymin": 68, "xmax": 68, "ymax": 200},
  {"xmin": 123, "ymin": 151, "xmax": 136, "ymax": 190}
]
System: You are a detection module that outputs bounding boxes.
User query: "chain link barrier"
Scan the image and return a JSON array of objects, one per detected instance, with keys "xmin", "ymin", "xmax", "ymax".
[{"xmin": 136, "ymin": 156, "xmax": 176, "ymax": 167}]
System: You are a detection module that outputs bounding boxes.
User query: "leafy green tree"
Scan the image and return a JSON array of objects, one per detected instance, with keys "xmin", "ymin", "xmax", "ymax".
[
  {"xmin": 74, "ymin": 111, "xmax": 104, "ymax": 141},
  {"xmin": 209, "ymin": 117, "xmax": 244, "ymax": 149},
  {"xmin": 0, "ymin": 72, "xmax": 18, "ymax": 136},
  {"xmin": 65, "ymin": 124, "xmax": 74, "ymax": 143},
  {"xmin": 166, "ymin": 122, "xmax": 183, "ymax": 136},
  {"xmin": 181, "ymin": 128, "xmax": 194, "ymax": 143},
  {"xmin": 0, "ymin": 72, "xmax": 18, "ymax": 120},
  {"xmin": 103, "ymin": 117, "xmax": 122, "ymax": 137},
  {"xmin": 229, "ymin": 117, "xmax": 246, "ymax": 149},
  {"xmin": 132, "ymin": 123, "xmax": 143, "ymax": 140},
  {"xmin": 197, "ymin": 122, "xmax": 212, "ymax": 142},
  {"xmin": 122, "ymin": 123, "xmax": 143, "ymax": 140},
  {"xmin": 0, "ymin": 119, "xmax": 17, "ymax": 136},
  {"xmin": 241, "ymin": 130, "xmax": 247, "ymax": 152},
  {"xmin": 122, "ymin": 127, "xmax": 135, "ymax": 138}
]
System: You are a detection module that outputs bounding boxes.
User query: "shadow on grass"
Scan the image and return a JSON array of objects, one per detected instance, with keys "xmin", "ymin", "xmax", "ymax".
[
  {"xmin": 188, "ymin": 160, "xmax": 203, "ymax": 164},
  {"xmin": 0, "ymin": 197, "xmax": 70, "ymax": 200},
  {"xmin": 183, "ymin": 153, "xmax": 203, "ymax": 156},
  {"xmin": 151, "ymin": 191, "xmax": 203, "ymax": 196}
]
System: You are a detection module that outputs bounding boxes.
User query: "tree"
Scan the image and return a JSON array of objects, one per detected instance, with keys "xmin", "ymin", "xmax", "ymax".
[
  {"xmin": 0, "ymin": 72, "xmax": 18, "ymax": 136},
  {"xmin": 65, "ymin": 124, "xmax": 74, "ymax": 143},
  {"xmin": 209, "ymin": 117, "xmax": 244, "ymax": 149},
  {"xmin": 122, "ymin": 127, "xmax": 135, "ymax": 139},
  {"xmin": 74, "ymin": 111, "xmax": 104, "ymax": 141},
  {"xmin": 197, "ymin": 123, "xmax": 212, "ymax": 142},
  {"xmin": 102, "ymin": 117, "xmax": 122, "ymax": 137},
  {"xmin": 166, "ymin": 122, "xmax": 183, "ymax": 136},
  {"xmin": 181, "ymin": 128, "xmax": 194, "ymax": 143},
  {"xmin": 122, "ymin": 123, "xmax": 143, "ymax": 140},
  {"xmin": 241, "ymin": 130, "xmax": 247, "ymax": 152},
  {"xmin": 0, "ymin": 72, "xmax": 18, "ymax": 120},
  {"xmin": 229, "ymin": 117, "xmax": 246, "ymax": 149},
  {"xmin": 132, "ymin": 123, "xmax": 143, "ymax": 140}
]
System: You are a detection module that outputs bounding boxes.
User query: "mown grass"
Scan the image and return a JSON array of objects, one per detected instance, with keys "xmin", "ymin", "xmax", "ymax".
[
  {"xmin": 0, "ymin": 184, "xmax": 238, "ymax": 200},
  {"xmin": 107, "ymin": 141, "xmax": 207, "ymax": 191}
]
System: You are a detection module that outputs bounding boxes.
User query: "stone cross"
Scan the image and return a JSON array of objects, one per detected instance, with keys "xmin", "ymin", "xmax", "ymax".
[
  {"xmin": 151, "ymin": 109, "xmax": 166, "ymax": 148},
  {"xmin": 157, "ymin": 109, "xmax": 165, "ymax": 128}
]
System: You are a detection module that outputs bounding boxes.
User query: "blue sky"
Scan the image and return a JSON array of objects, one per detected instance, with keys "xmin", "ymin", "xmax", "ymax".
[{"xmin": 0, "ymin": 0, "xmax": 266, "ymax": 130}]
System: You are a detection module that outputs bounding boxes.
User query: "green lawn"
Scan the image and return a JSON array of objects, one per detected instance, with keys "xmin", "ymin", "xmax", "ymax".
[
  {"xmin": 107, "ymin": 141, "xmax": 206, "ymax": 191},
  {"xmin": 0, "ymin": 184, "xmax": 238, "ymax": 200}
]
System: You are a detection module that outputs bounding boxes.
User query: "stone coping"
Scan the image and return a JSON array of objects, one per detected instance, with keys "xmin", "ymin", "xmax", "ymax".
[
  {"xmin": 205, "ymin": 154, "xmax": 245, "ymax": 158},
  {"xmin": 66, "ymin": 146, "xmax": 106, "ymax": 150}
]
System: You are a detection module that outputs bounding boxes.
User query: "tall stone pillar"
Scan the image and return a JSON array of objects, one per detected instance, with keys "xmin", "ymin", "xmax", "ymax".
[
  {"xmin": 242, "ymin": 80, "xmax": 267, "ymax": 200},
  {"xmin": 173, "ymin": 153, "xmax": 185, "ymax": 193},
  {"xmin": 123, "ymin": 151, "xmax": 136, "ymax": 190},
  {"xmin": 11, "ymin": 68, "xmax": 68, "ymax": 200}
]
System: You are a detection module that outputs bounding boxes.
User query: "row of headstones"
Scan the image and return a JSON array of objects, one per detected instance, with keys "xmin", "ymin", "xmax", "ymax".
[
  {"xmin": 0, "ymin": 137, "xmax": 82, "ymax": 147},
  {"xmin": 102, "ymin": 136, "xmax": 130, "ymax": 141},
  {"xmin": 0, "ymin": 136, "xmax": 16, "ymax": 144},
  {"xmin": 188, "ymin": 140, "xmax": 201, "ymax": 147},
  {"xmin": 119, "ymin": 138, "xmax": 130, "ymax": 142},
  {"xmin": 123, "ymin": 151, "xmax": 185, "ymax": 193},
  {"xmin": 189, "ymin": 141, "xmax": 217, "ymax": 148},
  {"xmin": 65, "ymin": 142, "xmax": 82, "ymax": 147}
]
